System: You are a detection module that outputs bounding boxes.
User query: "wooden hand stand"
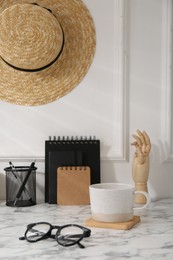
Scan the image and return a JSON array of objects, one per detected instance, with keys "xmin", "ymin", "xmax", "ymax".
[{"xmin": 131, "ymin": 130, "xmax": 151, "ymax": 204}]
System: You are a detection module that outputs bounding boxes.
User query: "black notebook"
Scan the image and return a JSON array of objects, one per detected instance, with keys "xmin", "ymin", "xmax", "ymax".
[{"xmin": 45, "ymin": 136, "xmax": 100, "ymax": 204}]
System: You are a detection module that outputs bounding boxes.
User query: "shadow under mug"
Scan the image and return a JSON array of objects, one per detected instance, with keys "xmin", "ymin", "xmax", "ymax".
[{"xmin": 89, "ymin": 183, "xmax": 150, "ymax": 223}]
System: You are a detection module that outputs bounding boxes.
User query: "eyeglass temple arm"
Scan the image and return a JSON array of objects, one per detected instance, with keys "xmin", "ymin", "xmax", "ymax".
[{"xmin": 78, "ymin": 242, "xmax": 85, "ymax": 249}]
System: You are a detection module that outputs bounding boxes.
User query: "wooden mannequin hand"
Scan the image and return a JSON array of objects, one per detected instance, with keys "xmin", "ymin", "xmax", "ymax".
[
  {"xmin": 131, "ymin": 129, "xmax": 151, "ymax": 165},
  {"xmin": 131, "ymin": 130, "xmax": 151, "ymax": 203}
]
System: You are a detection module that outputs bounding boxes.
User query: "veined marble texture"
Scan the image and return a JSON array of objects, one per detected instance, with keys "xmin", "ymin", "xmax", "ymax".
[{"xmin": 0, "ymin": 198, "xmax": 173, "ymax": 260}]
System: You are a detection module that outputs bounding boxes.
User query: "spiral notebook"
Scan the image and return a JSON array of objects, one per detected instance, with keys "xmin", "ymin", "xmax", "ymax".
[
  {"xmin": 45, "ymin": 136, "xmax": 100, "ymax": 204},
  {"xmin": 57, "ymin": 166, "xmax": 90, "ymax": 205}
]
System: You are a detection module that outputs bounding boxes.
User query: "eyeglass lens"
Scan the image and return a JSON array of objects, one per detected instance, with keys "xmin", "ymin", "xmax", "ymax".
[
  {"xmin": 56, "ymin": 225, "xmax": 83, "ymax": 246},
  {"xmin": 26, "ymin": 223, "xmax": 50, "ymax": 242}
]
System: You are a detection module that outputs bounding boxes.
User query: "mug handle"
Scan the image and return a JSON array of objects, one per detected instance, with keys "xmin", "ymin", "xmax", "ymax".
[{"xmin": 133, "ymin": 191, "xmax": 150, "ymax": 210}]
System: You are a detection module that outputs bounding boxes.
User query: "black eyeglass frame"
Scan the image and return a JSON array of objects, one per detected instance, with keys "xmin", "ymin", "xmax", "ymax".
[{"xmin": 22, "ymin": 222, "xmax": 91, "ymax": 248}]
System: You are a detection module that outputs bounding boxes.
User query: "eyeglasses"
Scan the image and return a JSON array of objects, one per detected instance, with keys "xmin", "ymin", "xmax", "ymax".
[{"xmin": 19, "ymin": 222, "xmax": 91, "ymax": 249}]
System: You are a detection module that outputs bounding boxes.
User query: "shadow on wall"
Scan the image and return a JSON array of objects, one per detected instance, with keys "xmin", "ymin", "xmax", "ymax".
[
  {"xmin": 101, "ymin": 160, "xmax": 118, "ymax": 183},
  {"xmin": 148, "ymin": 143, "xmax": 173, "ymax": 200},
  {"xmin": 36, "ymin": 171, "xmax": 45, "ymax": 204},
  {"xmin": 0, "ymin": 172, "xmax": 6, "ymax": 200}
]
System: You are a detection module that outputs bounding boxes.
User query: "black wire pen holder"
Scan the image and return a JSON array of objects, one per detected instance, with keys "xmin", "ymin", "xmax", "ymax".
[{"xmin": 5, "ymin": 165, "xmax": 37, "ymax": 207}]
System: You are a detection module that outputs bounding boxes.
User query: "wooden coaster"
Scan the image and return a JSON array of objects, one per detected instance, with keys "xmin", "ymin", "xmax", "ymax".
[{"xmin": 85, "ymin": 216, "xmax": 140, "ymax": 230}]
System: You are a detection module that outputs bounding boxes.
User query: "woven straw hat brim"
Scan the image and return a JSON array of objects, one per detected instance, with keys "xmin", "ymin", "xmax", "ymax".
[{"xmin": 0, "ymin": 0, "xmax": 96, "ymax": 106}]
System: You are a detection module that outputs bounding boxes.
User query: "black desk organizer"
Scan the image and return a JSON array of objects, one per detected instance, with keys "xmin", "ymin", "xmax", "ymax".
[
  {"xmin": 45, "ymin": 136, "xmax": 100, "ymax": 204},
  {"xmin": 5, "ymin": 164, "xmax": 37, "ymax": 207}
]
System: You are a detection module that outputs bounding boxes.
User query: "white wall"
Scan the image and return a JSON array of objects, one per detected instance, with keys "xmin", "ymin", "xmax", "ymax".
[{"xmin": 0, "ymin": 0, "xmax": 173, "ymax": 202}]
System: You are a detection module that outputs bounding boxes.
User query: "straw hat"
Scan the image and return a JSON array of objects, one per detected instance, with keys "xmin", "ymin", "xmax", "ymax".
[{"xmin": 0, "ymin": 0, "xmax": 96, "ymax": 106}]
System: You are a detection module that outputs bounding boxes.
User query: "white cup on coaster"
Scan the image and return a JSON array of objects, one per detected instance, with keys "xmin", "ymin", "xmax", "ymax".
[{"xmin": 89, "ymin": 183, "xmax": 150, "ymax": 223}]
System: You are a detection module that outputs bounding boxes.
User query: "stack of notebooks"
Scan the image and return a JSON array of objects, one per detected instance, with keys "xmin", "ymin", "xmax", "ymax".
[{"xmin": 45, "ymin": 136, "xmax": 100, "ymax": 204}]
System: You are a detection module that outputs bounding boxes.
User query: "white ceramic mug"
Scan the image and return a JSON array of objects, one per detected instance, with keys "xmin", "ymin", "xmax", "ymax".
[{"xmin": 89, "ymin": 183, "xmax": 150, "ymax": 223}]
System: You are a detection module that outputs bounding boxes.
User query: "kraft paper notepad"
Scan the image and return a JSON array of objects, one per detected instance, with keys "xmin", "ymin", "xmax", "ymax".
[{"xmin": 57, "ymin": 166, "xmax": 90, "ymax": 205}]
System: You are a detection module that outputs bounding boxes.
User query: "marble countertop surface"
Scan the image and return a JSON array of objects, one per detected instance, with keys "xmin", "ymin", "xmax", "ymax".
[{"xmin": 0, "ymin": 198, "xmax": 173, "ymax": 260}]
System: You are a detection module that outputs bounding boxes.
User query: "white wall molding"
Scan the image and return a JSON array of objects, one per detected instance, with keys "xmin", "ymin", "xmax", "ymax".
[
  {"xmin": 161, "ymin": 0, "xmax": 173, "ymax": 163},
  {"xmin": 103, "ymin": 0, "xmax": 129, "ymax": 162}
]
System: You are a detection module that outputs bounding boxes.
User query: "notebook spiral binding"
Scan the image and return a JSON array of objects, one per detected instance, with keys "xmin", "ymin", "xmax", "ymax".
[
  {"xmin": 47, "ymin": 136, "xmax": 98, "ymax": 144},
  {"xmin": 58, "ymin": 166, "xmax": 89, "ymax": 171}
]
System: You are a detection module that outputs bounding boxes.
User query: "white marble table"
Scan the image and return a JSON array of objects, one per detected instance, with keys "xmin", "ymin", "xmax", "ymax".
[{"xmin": 0, "ymin": 198, "xmax": 173, "ymax": 260}]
